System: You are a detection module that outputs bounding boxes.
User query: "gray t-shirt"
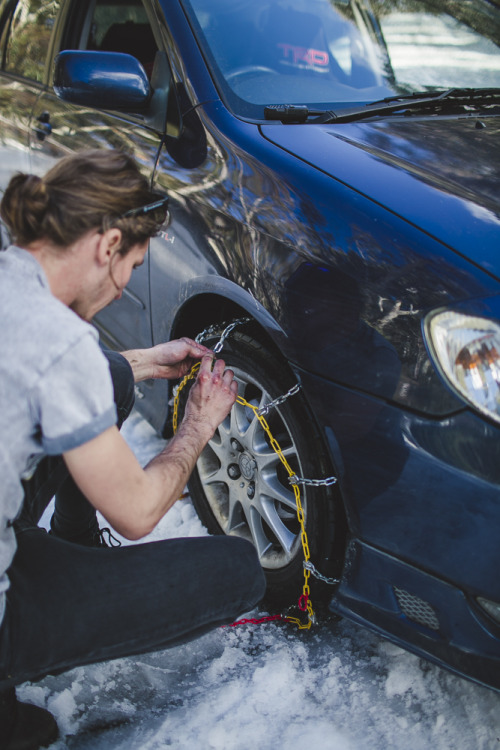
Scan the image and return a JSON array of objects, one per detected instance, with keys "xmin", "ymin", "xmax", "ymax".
[{"xmin": 0, "ymin": 246, "xmax": 117, "ymax": 624}]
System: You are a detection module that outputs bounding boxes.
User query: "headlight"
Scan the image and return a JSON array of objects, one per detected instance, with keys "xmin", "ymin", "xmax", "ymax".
[{"xmin": 425, "ymin": 310, "xmax": 500, "ymax": 424}]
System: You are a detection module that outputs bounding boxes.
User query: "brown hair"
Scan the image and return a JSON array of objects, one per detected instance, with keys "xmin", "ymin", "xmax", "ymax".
[{"xmin": 0, "ymin": 149, "xmax": 167, "ymax": 255}]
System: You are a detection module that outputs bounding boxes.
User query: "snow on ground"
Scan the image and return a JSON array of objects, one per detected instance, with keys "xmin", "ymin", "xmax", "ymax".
[{"xmin": 31, "ymin": 409, "xmax": 500, "ymax": 750}]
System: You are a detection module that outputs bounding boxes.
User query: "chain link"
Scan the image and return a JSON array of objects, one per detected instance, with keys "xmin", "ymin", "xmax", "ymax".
[
  {"xmin": 171, "ymin": 362, "xmax": 200, "ymax": 433},
  {"xmin": 289, "ymin": 474, "xmax": 337, "ymax": 487},
  {"xmin": 303, "ymin": 561, "xmax": 339, "ymax": 586},
  {"xmin": 257, "ymin": 383, "xmax": 301, "ymax": 416},
  {"xmin": 195, "ymin": 317, "xmax": 251, "ymax": 353}
]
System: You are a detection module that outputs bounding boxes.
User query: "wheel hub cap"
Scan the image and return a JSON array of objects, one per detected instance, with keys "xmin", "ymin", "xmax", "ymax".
[{"xmin": 238, "ymin": 451, "xmax": 257, "ymax": 481}]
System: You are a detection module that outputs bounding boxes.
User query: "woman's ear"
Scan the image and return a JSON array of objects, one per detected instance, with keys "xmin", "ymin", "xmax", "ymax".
[{"xmin": 96, "ymin": 228, "xmax": 122, "ymax": 266}]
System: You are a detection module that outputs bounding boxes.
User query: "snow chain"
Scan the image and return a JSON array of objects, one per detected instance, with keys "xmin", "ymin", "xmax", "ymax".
[{"xmin": 173, "ymin": 319, "xmax": 338, "ymax": 629}]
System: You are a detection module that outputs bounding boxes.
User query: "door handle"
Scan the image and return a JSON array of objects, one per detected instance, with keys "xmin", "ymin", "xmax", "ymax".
[{"xmin": 34, "ymin": 111, "xmax": 52, "ymax": 141}]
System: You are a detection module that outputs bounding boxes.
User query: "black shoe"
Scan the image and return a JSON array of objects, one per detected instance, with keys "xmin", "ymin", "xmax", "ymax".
[
  {"xmin": 50, "ymin": 524, "xmax": 121, "ymax": 548},
  {"xmin": 1, "ymin": 688, "xmax": 59, "ymax": 750}
]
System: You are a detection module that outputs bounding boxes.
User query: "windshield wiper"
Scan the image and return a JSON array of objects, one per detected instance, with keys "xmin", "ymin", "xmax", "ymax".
[
  {"xmin": 264, "ymin": 89, "xmax": 500, "ymax": 124},
  {"xmin": 264, "ymin": 104, "xmax": 326, "ymax": 122},
  {"xmin": 369, "ymin": 87, "xmax": 500, "ymax": 107}
]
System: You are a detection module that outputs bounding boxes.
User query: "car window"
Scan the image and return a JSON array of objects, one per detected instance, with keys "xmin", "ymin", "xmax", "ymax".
[
  {"xmin": 180, "ymin": 0, "xmax": 500, "ymax": 118},
  {"xmin": 182, "ymin": 0, "xmax": 389, "ymax": 107},
  {"xmin": 379, "ymin": 9, "xmax": 500, "ymax": 92},
  {"xmin": 80, "ymin": 0, "xmax": 158, "ymax": 78},
  {"xmin": 3, "ymin": 0, "xmax": 59, "ymax": 81}
]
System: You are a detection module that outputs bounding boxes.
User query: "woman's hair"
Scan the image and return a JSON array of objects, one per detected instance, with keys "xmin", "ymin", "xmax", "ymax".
[{"xmin": 0, "ymin": 149, "xmax": 168, "ymax": 255}]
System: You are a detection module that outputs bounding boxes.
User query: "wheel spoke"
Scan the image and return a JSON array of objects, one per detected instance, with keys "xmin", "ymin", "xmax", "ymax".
[
  {"xmin": 200, "ymin": 463, "xmax": 227, "ymax": 484},
  {"xmin": 253, "ymin": 442, "xmax": 294, "ymax": 470},
  {"xmin": 217, "ymin": 412, "xmax": 237, "ymax": 448},
  {"xmin": 252, "ymin": 443, "xmax": 298, "ymax": 510},
  {"xmin": 258, "ymin": 469, "xmax": 298, "ymax": 511},
  {"xmin": 226, "ymin": 484, "xmax": 245, "ymax": 533},
  {"xmin": 199, "ymin": 434, "xmax": 230, "ymax": 483},
  {"xmin": 246, "ymin": 505, "xmax": 274, "ymax": 559},
  {"xmin": 203, "ymin": 442, "xmax": 224, "ymax": 470},
  {"xmin": 256, "ymin": 496, "xmax": 296, "ymax": 557},
  {"xmin": 232, "ymin": 397, "xmax": 261, "ymax": 447}
]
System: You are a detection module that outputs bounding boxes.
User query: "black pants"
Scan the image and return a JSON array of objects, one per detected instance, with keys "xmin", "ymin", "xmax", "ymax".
[{"xmin": 0, "ymin": 352, "xmax": 265, "ymax": 690}]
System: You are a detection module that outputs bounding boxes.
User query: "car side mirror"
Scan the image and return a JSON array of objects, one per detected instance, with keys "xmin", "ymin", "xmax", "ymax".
[{"xmin": 53, "ymin": 50, "xmax": 151, "ymax": 110}]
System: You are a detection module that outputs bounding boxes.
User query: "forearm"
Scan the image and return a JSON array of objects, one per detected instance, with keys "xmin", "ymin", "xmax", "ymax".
[
  {"xmin": 64, "ymin": 417, "xmax": 214, "ymax": 541},
  {"xmin": 140, "ymin": 417, "xmax": 213, "ymax": 529},
  {"xmin": 120, "ymin": 348, "xmax": 152, "ymax": 382}
]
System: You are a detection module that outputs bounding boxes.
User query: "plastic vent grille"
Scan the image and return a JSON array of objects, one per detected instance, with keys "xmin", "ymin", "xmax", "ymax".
[{"xmin": 393, "ymin": 587, "xmax": 440, "ymax": 631}]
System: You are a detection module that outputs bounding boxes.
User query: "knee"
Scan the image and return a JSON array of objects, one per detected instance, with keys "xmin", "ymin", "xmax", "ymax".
[{"xmin": 103, "ymin": 350, "xmax": 135, "ymax": 427}]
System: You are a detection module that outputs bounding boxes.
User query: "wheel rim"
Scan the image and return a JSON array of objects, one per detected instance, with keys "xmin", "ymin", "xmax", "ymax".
[{"xmin": 195, "ymin": 366, "xmax": 305, "ymax": 569}]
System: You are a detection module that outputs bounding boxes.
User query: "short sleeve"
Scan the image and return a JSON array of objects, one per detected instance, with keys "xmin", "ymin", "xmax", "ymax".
[{"xmin": 32, "ymin": 332, "xmax": 117, "ymax": 455}]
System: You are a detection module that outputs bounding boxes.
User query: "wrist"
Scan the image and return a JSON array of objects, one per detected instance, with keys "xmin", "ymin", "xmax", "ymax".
[
  {"xmin": 121, "ymin": 349, "xmax": 152, "ymax": 382},
  {"xmin": 180, "ymin": 412, "xmax": 216, "ymax": 444}
]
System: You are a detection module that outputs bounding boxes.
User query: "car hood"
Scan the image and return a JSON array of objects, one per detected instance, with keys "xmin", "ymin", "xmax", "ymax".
[{"xmin": 260, "ymin": 117, "xmax": 500, "ymax": 279}]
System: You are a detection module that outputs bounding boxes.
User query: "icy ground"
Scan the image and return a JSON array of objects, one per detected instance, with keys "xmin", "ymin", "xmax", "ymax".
[{"xmin": 30, "ymin": 409, "xmax": 500, "ymax": 750}]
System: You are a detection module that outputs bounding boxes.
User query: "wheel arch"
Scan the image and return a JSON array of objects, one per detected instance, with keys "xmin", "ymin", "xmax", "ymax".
[{"xmin": 170, "ymin": 290, "xmax": 289, "ymax": 374}]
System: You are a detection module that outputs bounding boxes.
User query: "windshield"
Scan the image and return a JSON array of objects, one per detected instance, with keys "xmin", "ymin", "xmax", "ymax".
[{"xmin": 180, "ymin": 0, "xmax": 500, "ymax": 118}]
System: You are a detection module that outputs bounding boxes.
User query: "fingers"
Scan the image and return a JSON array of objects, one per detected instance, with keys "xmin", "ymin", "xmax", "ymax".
[
  {"xmin": 180, "ymin": 337, "xmax": 213, "ymax": 360},
  {"xmin": 184, "ymin": 354, "xmax": 237, "ymax": 435},
  {"xmin": 198, "ymin": 351, "xmax": 216, "ymax": 376},
  {"xmin": 222, "ymin": 364, "xmax": 237, "ymax": 389},
  {"xmin": 195, "ymin": 354, "xmax": 237, "ymax": 401},
  {"xmin": 198, "ymin": 354, "xmax": 236, "ymax": 387}
]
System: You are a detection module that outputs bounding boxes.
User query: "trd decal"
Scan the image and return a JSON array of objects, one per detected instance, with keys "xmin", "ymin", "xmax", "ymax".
[{"xmin": 277, "ymin": 43, "xmax": 329, "ymax": 67}]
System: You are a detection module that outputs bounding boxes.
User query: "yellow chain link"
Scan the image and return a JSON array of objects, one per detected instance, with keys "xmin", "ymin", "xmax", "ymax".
[{"xmin": 172, "ymin": 363, "xmax": 314, "ymax": 629}]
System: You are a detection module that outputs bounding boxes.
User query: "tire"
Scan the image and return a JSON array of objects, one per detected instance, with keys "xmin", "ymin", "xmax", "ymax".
[{"xmin": 182, "ymin": 331, "xmax": 340, "ymax": 608}]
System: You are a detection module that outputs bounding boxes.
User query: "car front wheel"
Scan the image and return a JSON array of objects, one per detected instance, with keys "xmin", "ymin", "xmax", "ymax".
[{"xmin": 184, "ymin": 330, "xmax": 339, "ymax": 607}]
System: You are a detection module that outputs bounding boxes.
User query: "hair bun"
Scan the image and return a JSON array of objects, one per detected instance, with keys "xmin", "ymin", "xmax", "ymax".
[
  {"xmin": 22, "ymin": 174, "xmax": 49, "ymax": 203},
  {"xmin": 0, "ymin": 172, "xmax": 50, "ymax": 245}
]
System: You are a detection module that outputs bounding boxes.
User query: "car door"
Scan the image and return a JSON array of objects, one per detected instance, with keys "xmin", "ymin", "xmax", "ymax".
[
  {"xmin": 29, "ymin": 0, "xmax": 164, "ymax": 352},
  {"xmin": 0, "ymin": 0, "xmax": 60, "ymax": 240}
]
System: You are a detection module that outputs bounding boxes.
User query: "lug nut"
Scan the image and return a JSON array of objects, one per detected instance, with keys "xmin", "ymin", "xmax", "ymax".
[
  {"xmin": 227, "ymin": 463, "xmax": 241, "ymax": 480},
  {"xmin": 247, "ymin": 482, "xmax": 255, "ymax": 499},
  {"xmin": 231, "ymin": 438, "xmax": 243, "ymax": 452}
]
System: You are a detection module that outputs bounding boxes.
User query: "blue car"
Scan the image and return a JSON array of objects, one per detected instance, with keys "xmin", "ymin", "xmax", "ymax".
[{"xmin": 0, "ymin": 0, "xmax": 499, "ymax": 691}]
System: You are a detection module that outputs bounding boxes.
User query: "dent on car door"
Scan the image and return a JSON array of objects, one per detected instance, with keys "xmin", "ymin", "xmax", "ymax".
[
  {"xmin": 29, "ymin": 0, "xmax": 163, "ymax": 351},
  {"xmin": 0, "ymin": 0, "xmax": 59, "ymax": 244}
]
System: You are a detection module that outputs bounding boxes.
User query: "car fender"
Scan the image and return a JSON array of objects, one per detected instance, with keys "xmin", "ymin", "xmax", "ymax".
[{"xmin": 172, "ymin": 273, "xmax": 287, "ymax": 349}]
